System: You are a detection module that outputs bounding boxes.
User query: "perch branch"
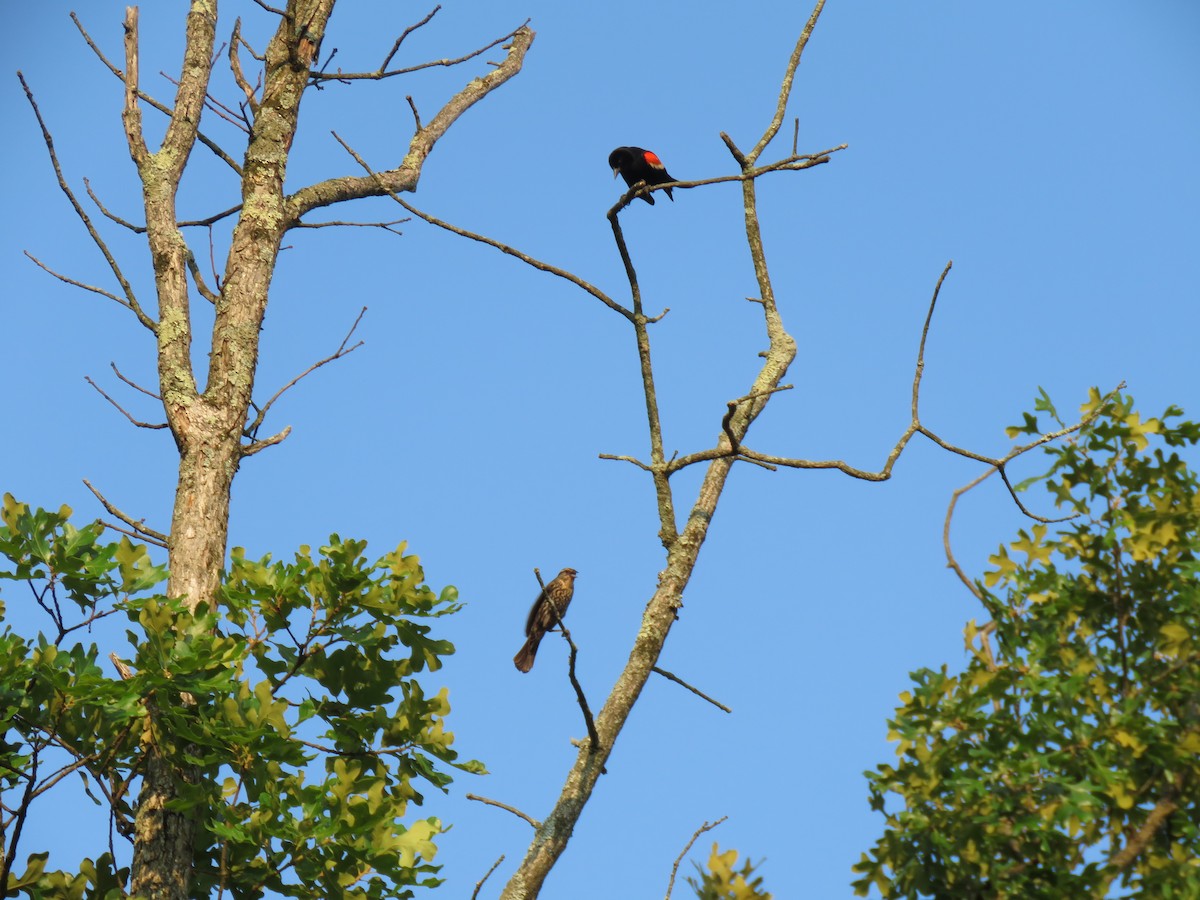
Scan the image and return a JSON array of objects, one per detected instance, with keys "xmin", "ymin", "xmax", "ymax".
[
  {"xmin": 332, "ymin": 134, "xmax": 632, "ymax": 322},
  {"xmin": 534, "ymin": 568, "xmax": 601, "ymax": 755}
]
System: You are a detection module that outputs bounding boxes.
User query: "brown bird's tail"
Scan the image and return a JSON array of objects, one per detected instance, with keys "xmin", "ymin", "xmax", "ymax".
[{"xmin": 513, "ymin": 634, "xmax": 541, "ymax": 673}]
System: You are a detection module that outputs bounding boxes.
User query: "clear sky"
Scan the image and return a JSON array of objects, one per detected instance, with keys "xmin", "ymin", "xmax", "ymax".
[{"xmin": 3, "ymin": 2, "xmax": 1199, "ymax": 897}]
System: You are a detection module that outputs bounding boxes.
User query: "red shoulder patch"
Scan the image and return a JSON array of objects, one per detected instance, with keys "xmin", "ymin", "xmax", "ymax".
[{"xmin": 642, "ymin": 150, "xmax": 665, "ymax": 169}]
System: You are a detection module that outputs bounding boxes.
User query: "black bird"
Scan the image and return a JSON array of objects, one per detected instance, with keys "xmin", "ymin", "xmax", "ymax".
[
  {"xmin": 514, "ymin": 568, "xmax": 578, "ymax": 673},
  {"xmin": 608, "ymin": 146, "xmax": 677, "ymax": 205}
]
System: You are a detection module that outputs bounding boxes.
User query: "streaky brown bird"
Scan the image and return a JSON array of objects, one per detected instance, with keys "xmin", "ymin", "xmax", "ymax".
[{"xmin": 514, "ymin": 568, "xmax": 578, "ymax": 673}]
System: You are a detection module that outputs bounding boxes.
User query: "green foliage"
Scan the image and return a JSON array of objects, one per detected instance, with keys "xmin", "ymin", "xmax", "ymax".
[
  {"xmin": 853, "ymin": 392, "xmax": 1200, "ymax": 898},
  {"xmin": 0, "ymin": 496, "xmax": 479, "ymax": 899},
  {"xmin": 687, "ymin": 844, "xmax": 773, "ymax": 900}
]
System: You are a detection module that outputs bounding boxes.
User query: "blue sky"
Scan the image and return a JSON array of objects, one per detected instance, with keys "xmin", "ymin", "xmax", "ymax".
[{"xmin": 3, "ymin": 1, "xmax": 1199, "ymax": 897}]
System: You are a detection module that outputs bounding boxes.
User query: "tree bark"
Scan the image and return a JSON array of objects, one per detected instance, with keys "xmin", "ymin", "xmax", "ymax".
[{"xmin": 114, "ymin": 2, "xmax": 533, "ymax": 895}]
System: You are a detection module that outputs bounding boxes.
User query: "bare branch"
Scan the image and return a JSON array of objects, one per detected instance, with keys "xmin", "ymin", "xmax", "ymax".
[
  {"xmin": 652, "ymin": 667, "xmax": 732, "ymax": 714},
  {"xmin": 82, "ymin": 479, "xmax": 168, "ymax": 546},
  {"xmin": 471, "ymin": 855, "xmax": 505, "ymax": 900},
  {"xmin": 313, "ymin": 14, "xmax": 528, "ymax": 82},
  {"xmin": 610, "ymin": 147, "xmax": 845, "ymax": 210},
  {"xmin": 85, "ymin": 376, "xmax": 170, "ymax": 431},
  {"xmin": 295, "ymin": 218, "xmax": 408, "ymax": 236},
  {"xmin": 466, "ymin": 794, "xmax": 540, "ymax": 830},
  {"xmin": 405, "ymin": 95, "xmax": 422, "ymax": 133},
  {"xmin": 747, "ymin": 0, "xmax": 826, "ymax": 163},
  {"xmin": 121, "ymin": 8, "xmax": 150, "ymax": 166},
  {"xmin": 111, "ymin": 362, "xmax": 162, "ymax": 400},
  {"xmin": 598, "ymin": 453, "xmax": 653, "ymax": 472},
  {"xmin": 184, "ymin": 205, "xmax": 243, "ymax": 228},
  {"xmin": 332, "ymin": 133, "xmax": 633, "ymax": 321},
  {"xmin": 380, "ymin": 6, "xmax": 441, "ymax": 72},
  {"xmin": 721, "ymin": 385, "xmax": 795, "ymax": 453},
  {"xmin": 943, "ymin": 468, "xmax": 993, "ymax": 601},
  {"xmin": 665, "ymin": 816, "xmax": 729, "ymax": 900},
  {"xmin": 23, "ymin": 252, "xmax": 145, "ymax": 322},
  {"xmin": 912, "ymin": 260, "xmax": 953, "ymax": 418},
  {"xmin": 229, "ymin": 19, "xmax": 261, "ymax": 117},
  {"xmin": 286, "ymin": 25, "xmax": 535, "ymax": 221},
  {"xmin": 158, "ymin": 69, "xmax": 250, "ymax": 134},
  {"xmin": 533, "ymin": 568, "xmax": 601, "ymax": 755},
  {"xmin": 250, "ymin": 0, "xmax": 288, "ymax": 16},
  {"xmin": 243, "ymin": 307, "xmax": 367, "ymax": 441},
  {"xmin": 17, "ymin": 76, "xmax": 156, "ymax": 333},
  {"xmin": 70, "ymin": 12, "xmax": 242, "ymax": 175},
  {"xmin": 186, "ymin": 251, "xmax": 221, "ymax": 306},
  {"xmin": 84, "ymin": 178, "xmax": 143, "ymax": 233},
  {"xmin": 241, "ymin": 426, "xmax": 293, "ymax": 458}
]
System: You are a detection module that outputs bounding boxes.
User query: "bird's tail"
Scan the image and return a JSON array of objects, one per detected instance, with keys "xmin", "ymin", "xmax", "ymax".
[{"xmin": 513, "ymin": 636, "xmax": 539, "ymax": 673}]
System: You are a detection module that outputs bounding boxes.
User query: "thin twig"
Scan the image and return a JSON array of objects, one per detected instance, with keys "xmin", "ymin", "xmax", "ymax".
[
  {"xmin": 295, "ymin": 218, "xmax": 408, "ymax": 236},
  {"xmin": 330, "ymin": 132, "xmax": 632, "ymax": 321},
  {"xmin": 23, "ymin": 252, "xmax": 136, "ymax": 312},
  {"xmin": 665, "ymin": 816, "xmax": 729, "ymax": 900},
  {"xmin": 85, "ymin": 377, "xmax": 169, "ymax": 430},
  {"xmin": 70, "ymin": 12, "xmax": 242, "ymax": 175},
  {"xmin": 108, "ymin": 362, "xmax": 159, "ymax": 400},
  {"xmin": 597, "ymin": 453, "xmax": 653, "ymax": 472},
  {"xmin": 243, "ymin": 307, "xmax": 368, "ymax": 442},
  {"xmin": 652, "ymin": 667, "xmax": 732, "ymax": 714},
  {"xmin": 18, "ymin": 74, "xmax": 156, "ymax": 333},
  {"xmin": 313, "ymin": 17, "xmax": 528, "ymax": 82},
  {"xmin": 100, "ymin": 520, "xmax": 168, "ymax": 549},
  {"xmin": 471, "ymin": 855, "xmax": 505, "ymax": 900},
  {"xmin": 380, "ymin": 6, "xmax": 441, "ymax": 71},
  {"xmin": 465, "ymin": 794, "xmax": 540, "ymax": 830},
  {"xmin": 250, "ymin": 0, "xmax": 287, "ymax": 18},
  {"xmin": 82, "ymin": 479, "xmax": 168, "ymax": 546},
  {"xmin": 84, "ymin": 178, "xmax": 143, "ymax": 233},
  {"xmin": 943, "ymin": 468, "xmax": 993, "ymax": 601},
  {"xmin": 158, "ymin": 69, "xmax": 249, "ymax": 133}
]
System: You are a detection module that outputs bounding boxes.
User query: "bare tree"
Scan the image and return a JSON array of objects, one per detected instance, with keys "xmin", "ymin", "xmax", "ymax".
[
  {"xmin": 20, "ymin": 2, "xmax": 531, "ymax": 896},
  {"xmin": 326, "ymin": 1, "xmax": 1117, "ymax": 895}
]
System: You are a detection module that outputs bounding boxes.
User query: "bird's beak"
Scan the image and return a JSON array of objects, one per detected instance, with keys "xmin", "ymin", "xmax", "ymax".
[{"xmin": 611, "ymin": 168, "xmax": 619, "ymax": 179}]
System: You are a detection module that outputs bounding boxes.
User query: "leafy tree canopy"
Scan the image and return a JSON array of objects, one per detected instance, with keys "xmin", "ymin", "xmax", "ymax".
[
  {"xmin": 0, "ymin": 495, "xmax": 480, "ymax": 899},
  {"xmin": 854, "ymin": 391, "xmax": 1200, "ymax": 898}
]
